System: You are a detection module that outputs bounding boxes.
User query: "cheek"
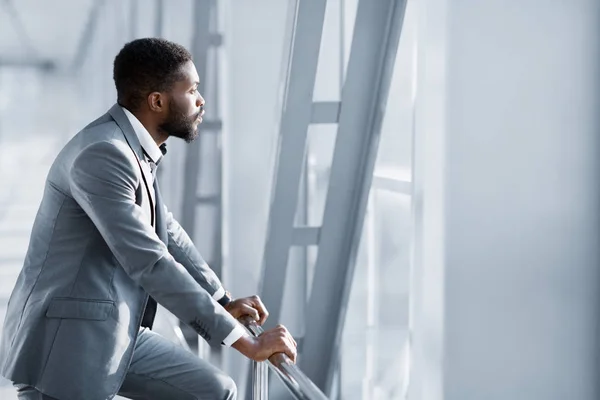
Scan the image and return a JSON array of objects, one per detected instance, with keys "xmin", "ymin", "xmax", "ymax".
[
  {"xmin": 172, "ymin": 95, "xmax": 195, "ymax": 116},
  {"xmin": 186, "ymin": 94, "xmax": 199, "ymax": 112}
]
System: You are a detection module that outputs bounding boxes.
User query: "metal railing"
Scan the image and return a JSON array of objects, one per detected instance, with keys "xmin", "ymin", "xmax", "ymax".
[{"xmin": 240, "ymin": 316, "xmax": 328, "ymax": 400}]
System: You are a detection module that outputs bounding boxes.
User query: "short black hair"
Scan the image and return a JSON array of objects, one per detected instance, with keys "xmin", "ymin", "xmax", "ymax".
[{"xmin": 113, "ymin": 38, "xmax": 193, "ymax": 110}]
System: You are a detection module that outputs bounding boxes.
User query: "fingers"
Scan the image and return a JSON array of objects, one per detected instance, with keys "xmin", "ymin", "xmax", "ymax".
[
  {"xmin": 240, "ymin": 304, "xmax": 260, "ymax": 322},
  {"xmin": 277, "ymin": 324, "xmax": 297, "ymax": 347},
  {"xmin": 282, "ymin": 336, "xmax": 297, "ymax": 363},
  {"xmin": 254, "ymin": 325, "xmax": 298, "ymax": 363},
  {"xmin": 250, "ymin": 295, "xmax": 269, "ymax": 325},
  {"xmin": 274, "ymin": 325, "xmax": 297, "ymax": 363}
]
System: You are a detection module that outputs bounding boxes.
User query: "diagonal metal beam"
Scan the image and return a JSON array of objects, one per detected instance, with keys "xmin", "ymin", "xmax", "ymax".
[
  {"xmin": 301, "ymin": 0, "xmax": 407, "ymax": 393},
  {"xmin": 1, "ymin": 0, "xmax": 40, "ymax": 57},
  {"xmin": 257, "ymin": 0, "xmax": 328, "ymax": 329},
  {"xmin": 291, "ymin": 227, "xmax": 321, "ymax": 246},
  {"xmin": 311, "ymin": 101, "xmax": 341, "ymax": 124}
]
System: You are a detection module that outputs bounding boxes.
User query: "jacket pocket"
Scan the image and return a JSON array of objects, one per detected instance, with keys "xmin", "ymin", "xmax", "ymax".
[{"xmin": 45, "ymin": 297, "xmax": 115, "ymax": 321}]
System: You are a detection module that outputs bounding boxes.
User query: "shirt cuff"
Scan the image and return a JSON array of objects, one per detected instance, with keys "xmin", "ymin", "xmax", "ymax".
[
  {"xmin": 222, "ymin": 324, "xmax": 249, "ymax": 347},
  {"xmin": 212, "ymin": 286, "xmax": 225, "ymax": 301}
]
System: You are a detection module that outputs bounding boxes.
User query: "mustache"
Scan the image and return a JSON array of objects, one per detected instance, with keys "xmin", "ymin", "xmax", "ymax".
[{"xmin": 194, "ymin": 106, "xmax": 204, "ymax": 120}]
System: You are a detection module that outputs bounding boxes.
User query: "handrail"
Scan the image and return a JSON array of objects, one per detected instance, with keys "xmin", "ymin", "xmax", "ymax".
[{"xmin": 240, "ymin": 316, "xmax": 329, "ymax": 400}]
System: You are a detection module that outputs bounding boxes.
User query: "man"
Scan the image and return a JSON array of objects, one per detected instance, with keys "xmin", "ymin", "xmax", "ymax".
[{"xmin": 0, "ymin": 38, "xmax": 296, "ymax": 400}]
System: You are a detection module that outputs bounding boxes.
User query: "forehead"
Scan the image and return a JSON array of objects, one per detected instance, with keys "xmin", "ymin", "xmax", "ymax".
[{"xmin": 173, "ymin": 60, "xmax": 199, "ymax": 88}]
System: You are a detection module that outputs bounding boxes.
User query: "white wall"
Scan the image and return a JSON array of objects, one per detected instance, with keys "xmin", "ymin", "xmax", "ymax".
[{"xmin": 411, "ymin": 1, "xmax": 600, "ymax": 400}]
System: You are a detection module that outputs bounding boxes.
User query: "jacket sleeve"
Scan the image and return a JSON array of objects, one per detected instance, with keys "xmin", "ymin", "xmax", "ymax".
[
  {"xmin": 163, "ymin": 205, "xmax": 228, "ymax": 302},
  {"xmin": 69, "ymin": 140, "xmax": 237, "ymax": 346}
]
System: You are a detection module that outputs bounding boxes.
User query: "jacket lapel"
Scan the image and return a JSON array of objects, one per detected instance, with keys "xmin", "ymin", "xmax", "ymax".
[{"xmin": 108, "ymin": 104, "xmax": 157, "ymax": 230}]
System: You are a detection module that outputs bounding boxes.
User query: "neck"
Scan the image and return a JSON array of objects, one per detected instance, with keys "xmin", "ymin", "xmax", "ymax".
[{"xmin": 129, "ymin": 109, "xmax": 169, "ymax": 146}]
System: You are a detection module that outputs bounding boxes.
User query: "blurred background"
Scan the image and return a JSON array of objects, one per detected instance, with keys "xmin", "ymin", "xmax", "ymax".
[{"xmin": 1, "ymin": 1, "xmax": 600, "ymax": 399}]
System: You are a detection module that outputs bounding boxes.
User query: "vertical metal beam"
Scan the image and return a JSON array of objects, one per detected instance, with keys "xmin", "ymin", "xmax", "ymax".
[
  {"xmin": 301, "ymin": 0, "xmax": 407, "ymax": 393},
  {"xmin": 154, "ymin": 0, "xmax": 164, "ymax": 37},
  {"xmin": 208, "ymin": 48, "xmax": 224, "ymax": 282},
  {"xmin": 179, "ymin": 0, "xmax": 213, "ymax": 354},
  {"xmin": 180, "ymin": 0, "xmax": 212, "ymax": 240},
  {"xmin": 252, "ymin": 361, "xmax": 269, "ymax": 399},
  {"xmin": 129, "ymin": 0, "xmax": 138, "ymax": 40},
  {"xmin": 258, "ymin": 0, "xmax": 327, "ymax": 329}
]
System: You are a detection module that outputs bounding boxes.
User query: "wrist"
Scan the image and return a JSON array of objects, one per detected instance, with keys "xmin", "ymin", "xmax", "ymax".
[
  {"xmin": 218, "ymin": 290, "xmax": 232, "ymax": 307},
  {"xmin": 231, "ymin": 334, "xmax": 257, "ymax": 358}
]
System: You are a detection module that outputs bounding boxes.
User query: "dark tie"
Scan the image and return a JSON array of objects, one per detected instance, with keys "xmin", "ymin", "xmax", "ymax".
[
  {"xmin": 148, "ymin": 159, "xmax": 157, "ymax": 179},
  {"xmin": 140, "ymin": 146, "xmax": 167, "ymax": 330}
]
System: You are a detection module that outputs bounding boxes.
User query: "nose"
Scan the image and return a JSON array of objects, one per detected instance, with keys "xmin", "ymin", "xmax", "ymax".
[{"xmin": 196, "ymin": 93, "xmax": 205, "ymax": 108}]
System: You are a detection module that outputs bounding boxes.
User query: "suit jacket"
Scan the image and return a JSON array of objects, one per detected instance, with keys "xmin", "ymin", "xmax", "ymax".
[{"xmin": 0, "ymin": 104, "xmax": 238, "ymax": 400}]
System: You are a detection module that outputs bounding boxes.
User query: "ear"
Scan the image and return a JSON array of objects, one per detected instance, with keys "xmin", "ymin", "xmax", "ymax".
[{"xmin": 147, "ymin": 92, "xmax": 166, "ymax": 113}]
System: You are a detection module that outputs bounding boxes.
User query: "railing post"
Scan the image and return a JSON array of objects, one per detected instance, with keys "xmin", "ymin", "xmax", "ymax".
[
  {"xmin": 252, "ymin": 360, "xmax": 269, "ymax": 399},
  {"xmin": 241, "ymin": 316, "xmax": 328, "ymax": 400}
]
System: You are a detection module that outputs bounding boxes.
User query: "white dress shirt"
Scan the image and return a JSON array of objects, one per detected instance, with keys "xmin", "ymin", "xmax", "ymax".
[{"xmin": 121, "ymin": 107, "xmax": 246, "ymax": 347}]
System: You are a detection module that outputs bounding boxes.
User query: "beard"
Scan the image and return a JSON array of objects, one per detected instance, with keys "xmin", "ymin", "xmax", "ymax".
[{"xmin": 159, "ymin": 102, "xmax": 200, "ymax": 143}]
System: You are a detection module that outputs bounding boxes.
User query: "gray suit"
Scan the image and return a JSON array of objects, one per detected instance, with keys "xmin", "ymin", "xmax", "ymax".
[{"xmin": 0, "ymin": 104, "xmax": 238, "ymax": 400}]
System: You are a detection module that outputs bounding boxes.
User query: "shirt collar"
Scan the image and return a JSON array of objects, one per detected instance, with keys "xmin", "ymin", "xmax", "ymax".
[{"xmin": 121, "ymin": 107, "xmax": 163, "ymax": 164}]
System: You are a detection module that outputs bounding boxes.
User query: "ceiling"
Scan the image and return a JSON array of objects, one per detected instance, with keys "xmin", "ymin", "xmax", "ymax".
[{"xmin": 0, "ymin": 0, "xmax": 95, "ymax": 67}]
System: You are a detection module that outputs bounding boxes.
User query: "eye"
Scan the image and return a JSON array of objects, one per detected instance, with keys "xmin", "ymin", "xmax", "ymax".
[{"xmin": 190, "ymin": 87, "xmax": 198, "ymax": 94}]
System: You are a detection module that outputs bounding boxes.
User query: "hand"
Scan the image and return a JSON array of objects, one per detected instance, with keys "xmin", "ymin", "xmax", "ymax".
[
  {"xmin": 225, "ymin": 295, "xmax": 269, "ymax": 325},
  {"xmin": 232, "ymin": 324, "xmax": 298, "ymax": 363}
]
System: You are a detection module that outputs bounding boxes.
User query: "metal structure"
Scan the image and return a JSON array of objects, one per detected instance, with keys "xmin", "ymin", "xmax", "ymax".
[
  {"xmin": 179, "ymin": 0, "xmax": 225, "ymax": 357},
  {"xmin": 253, "ymin": 357, "xmax": 269, "ymax": 400},
  {"xmin": 181, "ymin": 0, "xmax": 224, "ymax": 276},
  {"xmin": 258, "ymin": 0, "xmax": 327, "ymax": 329},
  {"xmin": 241, "ymin": 316, "xmax": 328, "ymax": 400},
  {"xmin": 257, "ymin": 0, "xmax": 407, "ymax": 394},
  {"xmin": 0, "ymin": 0, "xmax": 57, "ymax": 71},
  {"xmin": 0, "ymin": 0, "xmax": 408, "ymax": 395}
]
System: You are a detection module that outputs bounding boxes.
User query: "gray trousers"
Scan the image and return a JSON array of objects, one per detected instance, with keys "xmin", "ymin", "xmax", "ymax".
[{"xmin": 14, "ymin": 328, "xmax": 237, "ymax": 400}]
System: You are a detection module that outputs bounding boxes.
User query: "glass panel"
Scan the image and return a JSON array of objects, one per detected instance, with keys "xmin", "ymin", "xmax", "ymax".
[
  {"xmin": 305, "ymin": 124, "xmax": 338, "ymax": 226},
  {"xmin": 280, "ymin": 246, "xmax": 307, "ymax": 335},
  {"xmin": 340, "ymin": 196, "xmax": 372, "ymax": 398},
  {"xmin": 313, "ymin": 0, "xmax": 360, "ymax": 101},
  {"xmin": 374, "ymin": 0, "xmax": 418, "ymax": 178},
  {"xmin": 305, "ymin": 245, "xmax": 318, "ymax": 301},
  {"xmin": 341, "ymin": 190, "xmax": 412, "ymax": 400},
  {"xmin": 340, "ymin": 1, "xmax": 417, "ymax": 398},
  {"xmin": 372, "ymin": 190, "xmax": 411, "ymax": 394}
]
